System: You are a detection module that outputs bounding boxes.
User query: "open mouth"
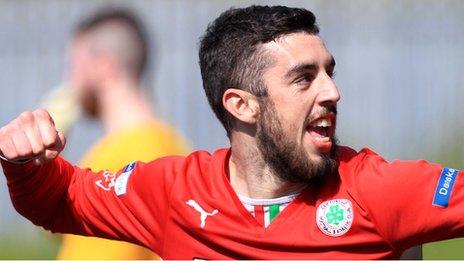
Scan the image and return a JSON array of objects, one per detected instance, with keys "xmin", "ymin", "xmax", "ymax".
[{"xmin": 305, "ymin": 114, "xmax": 335, "ymax": 153}]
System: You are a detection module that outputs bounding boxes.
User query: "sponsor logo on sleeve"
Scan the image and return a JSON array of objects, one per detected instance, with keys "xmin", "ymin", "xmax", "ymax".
[
  {"xmin": 316, "ymin": 198, "xmax": 353, "ymax": 237},
  {"xmin": 123, "ymin": 162, "xmax": 136, "ymax": 173},
  {"xmin": 115, "ymin": 162, "xmax": 136, "ymax": 196},
  {"xmin": 433, "ymin": 168, "xmax": 459, "ymax": 208}
]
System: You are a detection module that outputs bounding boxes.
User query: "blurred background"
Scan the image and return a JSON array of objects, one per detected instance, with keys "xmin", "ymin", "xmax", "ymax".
[{"xmin": 0, "ymin": 0, "xmax": 463, "ymax": 259}]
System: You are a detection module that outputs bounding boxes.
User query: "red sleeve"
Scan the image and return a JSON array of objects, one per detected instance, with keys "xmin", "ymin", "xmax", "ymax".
[
  {"xmin": 1, "ymin": 155, "xmax": 182, "ymax": 253},
  {"xmin": 350, "ymin": 148, "xmax": 464, "ymax": 251}
]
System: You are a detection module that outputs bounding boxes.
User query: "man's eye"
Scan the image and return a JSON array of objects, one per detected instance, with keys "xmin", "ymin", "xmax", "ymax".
[
  {"xmin": 328, "ymin": 71, "xmax": 337, "ymax": 79},
  {"xmin": 295, "ymin": 74, "xmax": 314, "ymax": 85}
]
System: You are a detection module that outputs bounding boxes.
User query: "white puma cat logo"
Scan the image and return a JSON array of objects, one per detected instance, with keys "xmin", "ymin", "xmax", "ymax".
[{"xmin": 185, "ymin": 199, "xmax": 219, "ymax": 228}]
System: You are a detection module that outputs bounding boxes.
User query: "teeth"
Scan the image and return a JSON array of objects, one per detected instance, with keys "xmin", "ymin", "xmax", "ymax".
[
  {"xmin": 311, "ymin": 118, "xmax": 332, "ymax": 128},
  {"xmin": 314, "ymin": 136, "xmax": 330, "ymax": 141}
]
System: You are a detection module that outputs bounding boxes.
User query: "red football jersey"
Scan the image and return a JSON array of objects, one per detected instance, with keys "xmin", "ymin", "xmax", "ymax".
[{"xmin": 2, "ymin": 146, "xmax": 464, "ymax": 259}]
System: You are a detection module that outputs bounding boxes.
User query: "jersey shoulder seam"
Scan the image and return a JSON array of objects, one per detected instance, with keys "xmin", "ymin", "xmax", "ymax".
[{"xmin": 350, "ymin": 150, "xmax": 397, "ymax": 251}]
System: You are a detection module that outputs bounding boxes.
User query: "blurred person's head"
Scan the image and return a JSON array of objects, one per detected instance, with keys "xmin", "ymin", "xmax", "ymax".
[
  {"xmin": 199, "ymin": 6, "xmax": 340, "ymax": 183},
  {"xmin": 69, "ymin": 7, "xmax": 148, "ymax": 118}
]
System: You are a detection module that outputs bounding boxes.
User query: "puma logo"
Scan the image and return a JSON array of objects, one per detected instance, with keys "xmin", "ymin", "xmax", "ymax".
[{"xmin": 185, "ymin": 199, "xmax": 219, "ymax": 228}]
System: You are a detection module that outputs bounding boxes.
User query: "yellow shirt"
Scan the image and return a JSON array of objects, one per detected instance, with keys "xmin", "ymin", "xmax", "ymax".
[{"xmin": 57, "ymin": 121, "xmax": 190, "ymax": 260}]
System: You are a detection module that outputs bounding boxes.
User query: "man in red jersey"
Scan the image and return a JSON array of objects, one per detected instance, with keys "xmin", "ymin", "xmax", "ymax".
[{"xmin": 0, "ymin": 5, "xmax": 462, "ymax": 259}]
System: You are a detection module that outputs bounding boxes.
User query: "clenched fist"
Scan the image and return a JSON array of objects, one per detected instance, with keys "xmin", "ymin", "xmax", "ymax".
[{"xmin": 0, "ymin": 109, "xmax": 66, "ymax": 165}]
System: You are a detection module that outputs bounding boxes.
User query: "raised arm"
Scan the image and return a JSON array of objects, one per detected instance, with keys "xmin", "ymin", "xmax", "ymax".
[{"xmin": 0, "ymin": 109, "xmax": 170, "ymax": 253}]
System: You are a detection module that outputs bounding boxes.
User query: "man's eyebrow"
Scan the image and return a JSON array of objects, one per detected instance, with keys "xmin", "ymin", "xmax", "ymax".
[
  {"xmin": 285, "ymin": 63, "xmax": 317, "ymax": 79},
  {"xmin": 285, "ymin": 57, "xmax": 336, "ymax": 79}
]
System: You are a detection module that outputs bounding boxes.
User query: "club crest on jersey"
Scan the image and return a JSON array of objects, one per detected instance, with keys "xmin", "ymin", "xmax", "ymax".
[{"xmin": 316, "ymin": 198, "xmax": 353, "ymax": 237}]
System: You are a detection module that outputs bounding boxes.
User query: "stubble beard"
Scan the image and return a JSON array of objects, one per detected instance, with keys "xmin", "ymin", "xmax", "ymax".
[
  {"xmin": 79, "ymin": 87, "xmax": 100, "ymax": 119},
  {"xmin": 256, "ymin": 99, "xmax": 339, "ymax": 184}
]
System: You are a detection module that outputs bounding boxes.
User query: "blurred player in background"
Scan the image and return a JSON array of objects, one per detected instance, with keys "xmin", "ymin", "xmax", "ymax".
[{"xmin": 41, "ymin": 7, "xmax": 189, "ymax": 260}]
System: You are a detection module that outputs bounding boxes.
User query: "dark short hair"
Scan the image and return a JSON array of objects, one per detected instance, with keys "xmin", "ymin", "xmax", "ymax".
[
  {"xmin": 199, "ymin": 5, "xmax": 319, "ymax": 136},
  {"xmin": 75, "ymin": 7, "xmax": 148, "ymax": 78}
]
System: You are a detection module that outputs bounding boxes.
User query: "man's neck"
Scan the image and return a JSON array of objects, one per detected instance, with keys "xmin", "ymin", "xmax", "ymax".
[
  {"xmin": 97, "ymin": 78, "xmax": 156, "ymax": 134},
  {"xmin": 228, "ymin": 134, "xmax": 306, "ymax": 199}
]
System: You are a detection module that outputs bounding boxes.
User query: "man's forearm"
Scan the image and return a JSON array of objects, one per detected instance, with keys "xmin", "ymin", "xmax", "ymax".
[{"xmin": 1, "ymin": 157, "xmax": 81, "ymax": 233}]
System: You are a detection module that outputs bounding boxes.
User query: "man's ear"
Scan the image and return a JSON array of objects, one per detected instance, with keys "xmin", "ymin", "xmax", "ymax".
[{"xmin": 223, "ymin": 88, "xmax": 260, "ymax": 124}]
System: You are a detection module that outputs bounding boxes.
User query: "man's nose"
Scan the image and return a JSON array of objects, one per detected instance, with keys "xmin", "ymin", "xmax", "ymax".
[{"xmin": 317, "ymin": 75, "xmax": 340, "ymax": 105}]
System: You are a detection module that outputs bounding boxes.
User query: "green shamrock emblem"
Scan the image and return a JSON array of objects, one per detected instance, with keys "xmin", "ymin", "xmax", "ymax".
[{"xmin": 326, "ymin": 204, "xmax": 344, "ymax": 225}]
